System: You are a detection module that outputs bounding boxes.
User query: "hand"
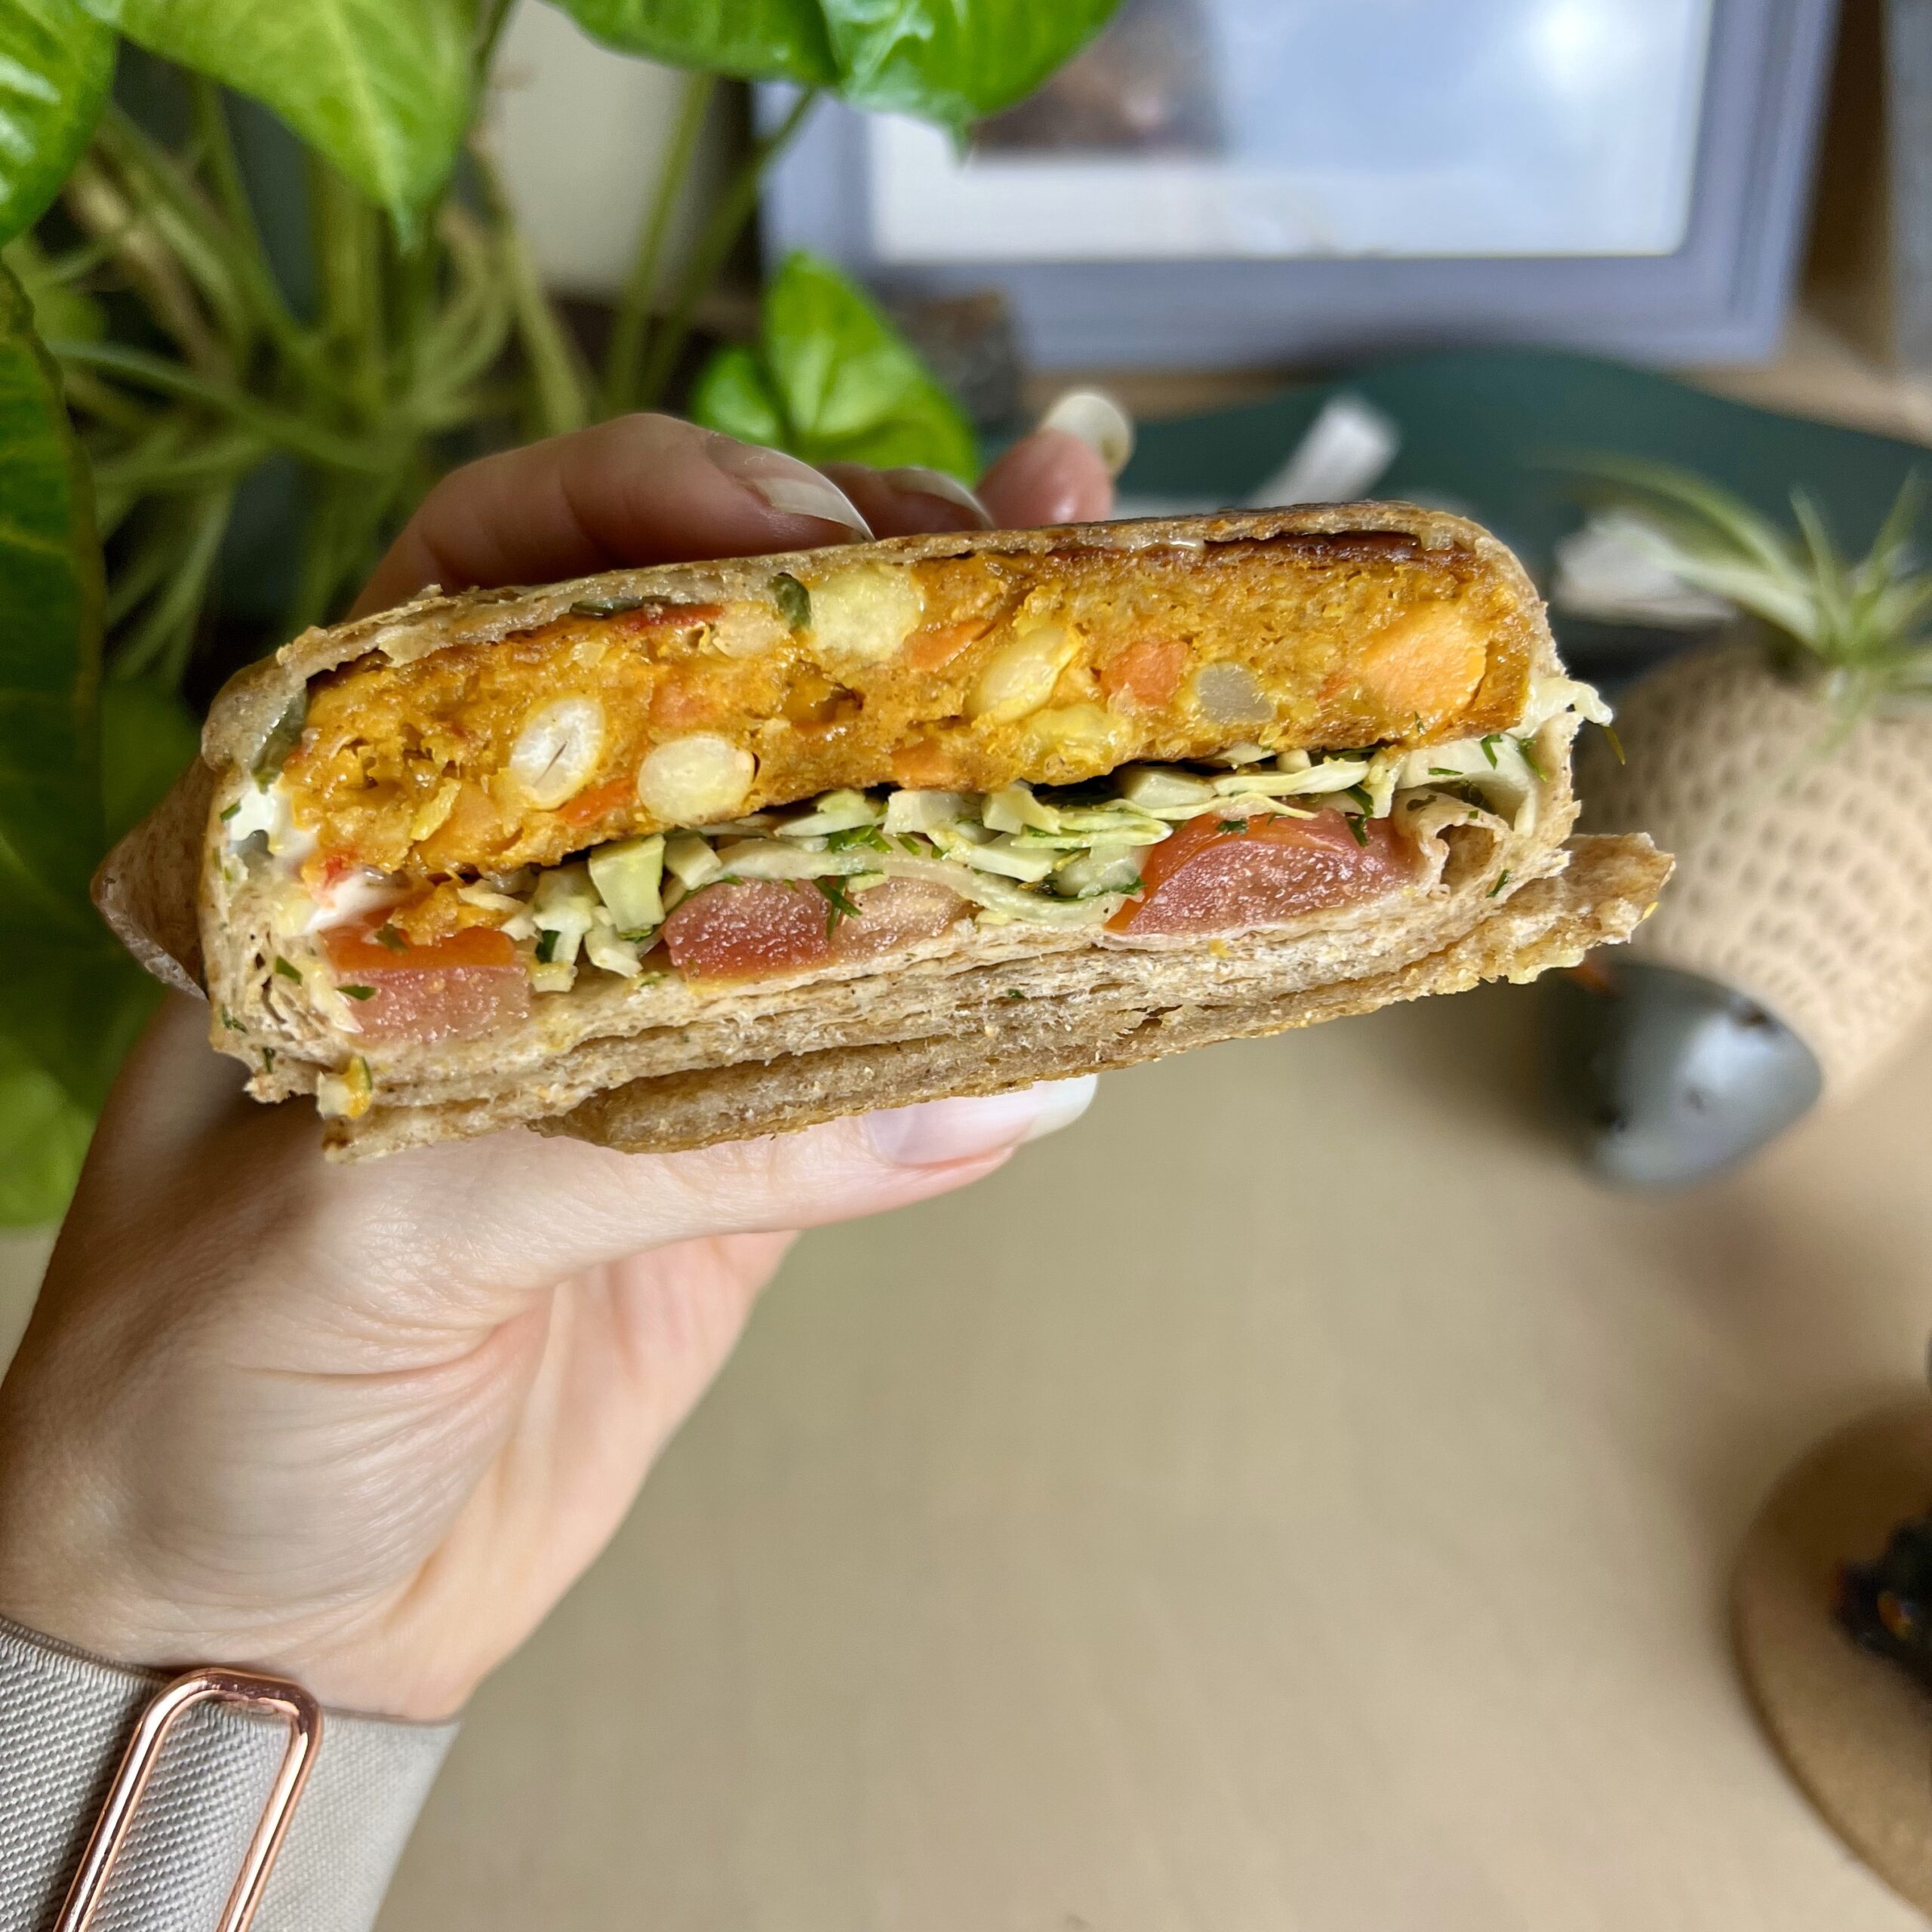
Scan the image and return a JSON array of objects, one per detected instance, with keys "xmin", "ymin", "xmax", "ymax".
[{"xmin": 0, "ymin": 417, "xmax": 1115, "ymax": 1721}]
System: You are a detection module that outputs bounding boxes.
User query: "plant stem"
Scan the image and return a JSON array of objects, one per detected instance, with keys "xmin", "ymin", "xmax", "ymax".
[
  {"xmin": 469, "ymin": 146, "xmax": 589, "ymax": 438},
  {"xmin": 186, "ymin": 77, "xmax": 318, "ymax": 375},
  {"xmin": 311, "ymin": 155, "xmax": 386, "ymax": 419},
  {"xmin": 64, "ymin": 155, "xmax": 229, "ymax": 377},
  {"xmin": 599, "ymin": 70, "xmax": 715, "ymax": 419},
  {"xmin": 92, "ymin": 109, "xmax": 251, "ymax": 361},
  {"xmin": 473, "ymin": 0, "xmax": 518, "ymax": 80},
  {"xmin": 111, "ymin": 486, "xmax": 233, "ymax": 682},
  {"xmin": 53, "ymin": 340, "xmax": 389, "ymax": 472},
  {"xmin": 634, "ymin": 87, "xmax": 819, "ymax": 413}
]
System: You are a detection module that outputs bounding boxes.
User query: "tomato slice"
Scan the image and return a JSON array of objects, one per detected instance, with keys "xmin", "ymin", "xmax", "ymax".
[
  {"xmin": 320, "ymin": 915, "xmax": 528, "ymax": 1044},
  {"xmin": 1109, "ymin": 807, "xmax": 1414, "ymax": 936},
  {"xmin": 663, "ymin": 877, "xmax": 964, "ymax": 982}
]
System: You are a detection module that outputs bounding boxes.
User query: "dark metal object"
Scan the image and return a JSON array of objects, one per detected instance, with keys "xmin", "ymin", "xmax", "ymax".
[{"xmin": 1542, "ymin": 958, "xmax": 1823, "ymax": 1188}]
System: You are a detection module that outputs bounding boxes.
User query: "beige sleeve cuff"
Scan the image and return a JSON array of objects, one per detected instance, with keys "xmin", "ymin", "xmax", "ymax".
[{"xmin": 0, "ymin": 1617, "xmax": 456, "ymax": 1932}]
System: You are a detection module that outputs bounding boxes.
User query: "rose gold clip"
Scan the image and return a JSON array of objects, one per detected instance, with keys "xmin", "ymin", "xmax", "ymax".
[{"xmin": 54, "ymin": 1666, "xmax": 323, "ymax": 1932}]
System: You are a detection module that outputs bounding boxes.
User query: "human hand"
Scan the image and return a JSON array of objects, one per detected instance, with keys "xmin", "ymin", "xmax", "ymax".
[{"xmin": 0, "ymin": 416, "xmax": 1115, "ymax": 1721}]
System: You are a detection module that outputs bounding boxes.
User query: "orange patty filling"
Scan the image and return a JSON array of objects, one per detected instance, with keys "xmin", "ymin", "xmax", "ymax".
[{"xmin": 278, "ymin": 532, "xmax": 1532, "ymax": 887}]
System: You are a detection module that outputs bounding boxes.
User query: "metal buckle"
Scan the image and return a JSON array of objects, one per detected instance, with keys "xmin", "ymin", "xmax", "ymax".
[{"xmin": 54, "ymin": 1666, "xmax": 323, "ymax": 1932}]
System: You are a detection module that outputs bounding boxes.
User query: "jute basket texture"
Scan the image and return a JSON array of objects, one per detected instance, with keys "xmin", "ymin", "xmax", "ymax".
[{"xmin": 1578, "ymin": 632, "xmax": 1932, "ymax": 1094}]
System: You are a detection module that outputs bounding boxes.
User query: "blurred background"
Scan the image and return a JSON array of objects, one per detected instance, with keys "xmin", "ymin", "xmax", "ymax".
[{"xmin": 11, "ymin": 1, "xmax": 1932, "ymax": 1924}]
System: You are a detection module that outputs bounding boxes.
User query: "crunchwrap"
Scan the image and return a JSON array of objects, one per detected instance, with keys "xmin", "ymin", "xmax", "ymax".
[{"xmin": 96, "ymin": 505, "xmax": 1670, "ymax": 1158}]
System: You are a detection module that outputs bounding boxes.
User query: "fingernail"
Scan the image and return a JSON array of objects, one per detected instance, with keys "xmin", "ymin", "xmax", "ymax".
[
  {"xmin": 865, "ymin": 1075, "xmax": 1097, "ymax": 1166},
  {"xmin": 704, "ymin": 436, "xmax": 874, "ymax": 538},
  {"xmin": 1038, "ymin": 389, "xmax": 1134, "ymax": 477},
  {"xmin": 881, "ymin": 465, "xmax": 993, "ymax": 528}
]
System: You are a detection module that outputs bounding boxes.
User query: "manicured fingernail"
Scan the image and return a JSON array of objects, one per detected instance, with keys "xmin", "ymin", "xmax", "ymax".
[
  {"xmin": 881, "ymin": 465, "xmax": 993, "ymax": 528},
  {"xmin": 865, "ymin": 1075, "xmax": 1097, "ymax": 1165},
  {"xmin": 704, "ymin": 437, "xmax": 874, "ymax": 537},
  {"xmin": 1037, "ymin": 389, "xmax": 1134, "ymax": 476}
]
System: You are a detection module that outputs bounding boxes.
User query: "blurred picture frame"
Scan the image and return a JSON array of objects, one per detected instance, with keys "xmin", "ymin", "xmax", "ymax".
[{"xmin": 761, "ymin": 0, "xmax": 1839, "ymax": 369}]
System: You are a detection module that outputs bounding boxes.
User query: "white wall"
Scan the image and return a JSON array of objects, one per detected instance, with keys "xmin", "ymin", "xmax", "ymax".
[{"xmin": 484, "ymin": 1, "xmax": 731, "ymax": 299}]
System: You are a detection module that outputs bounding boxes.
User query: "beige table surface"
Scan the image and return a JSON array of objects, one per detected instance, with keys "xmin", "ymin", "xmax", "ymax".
[{"xmin": 272, "ymin": 982, "xmax": 1926, "ymax": 1931}]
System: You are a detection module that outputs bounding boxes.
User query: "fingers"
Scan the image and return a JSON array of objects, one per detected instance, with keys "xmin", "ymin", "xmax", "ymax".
[
  {"xmin": 979, "ymin": 429, "xmax": 1115, "ymax": 527},
  {"xmin": 820, "ymin": 463, "xmax": 991, "ymax": 537},
  {"xmin": 355, "ymin": 411, "xmax": 1133, "ymax": 621},
  {"xmin": 325, "ymin": 1078, "xmax": 1100, "ymax": 1309},
  {"xmin": 352, "ymin": 417, "xmax": 874, "ymax": 616}
]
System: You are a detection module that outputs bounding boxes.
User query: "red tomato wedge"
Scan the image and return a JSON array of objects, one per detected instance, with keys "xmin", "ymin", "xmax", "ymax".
[
  {"xmin": 320, "ymin": 915, "xmax": 529, "ymax": 1044},
  {"xmin": 663, "ymin": 877, "xmax": 964, "ymax": 982},
  {"xmin": 1109, "ymin": 807, "xmax": 1414, "ymax": 936}
]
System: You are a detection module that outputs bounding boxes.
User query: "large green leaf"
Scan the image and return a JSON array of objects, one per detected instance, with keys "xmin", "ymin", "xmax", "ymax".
[
  {"xmin": 102, "ymin": 678, "xmax": 198, "ymax": 843},
  {"xmin": 0, "ymin": 260, "xmax": 102, "ymax": 937},
  {"xmin": 556, "ymin": 0, "xmax": 1121, "ymax": 127},
  {"xmin": 80, "ymin": 0, "xmax": 473, "ymax": 230},
  {"xmin": 693, "ymin": 251, "xmax": 975, "ymax": 479},
  {"xmin": 0, "ymin": 0, "xmax": 115, "ymax": 247},
  {"xmin": 687, "ymin": 343, "xmax": 786, "ymax": 449},
  {"xmin": 0, "ymin": 1029, "xmax": 94, "ymax": 1226},
  {"xmin": 558, "ymin": 0, "xmax": 835, "ymax": 90}
]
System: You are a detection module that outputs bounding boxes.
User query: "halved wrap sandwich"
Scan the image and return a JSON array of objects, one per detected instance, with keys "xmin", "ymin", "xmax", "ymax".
[{"xmin": 97, "ymin": 505, "xmax": 1670, "ymax": 1158}]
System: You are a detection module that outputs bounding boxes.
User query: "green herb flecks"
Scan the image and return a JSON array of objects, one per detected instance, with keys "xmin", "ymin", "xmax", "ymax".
[
  {"xmin": 373, "ymin": 924, "xmax": 408, "ymax": 952},
  {"xmin": 262, "ymin": 1048, "xmax": 275, "ymax": 1072},
  {"xmin": 534, "ymin": 929, "xmax": 560, "ymax": 964},
  {"xmin": 340, "ymin": 984, "xmax": 376, "ymax": 1001},
  {"xmin": 1488, "ymin": 869, "xmax": 1512, "ymax": 899},
  {"xmin": 771, "ymin": 572, "xmax": 811, "ymax": 632},
  {"xmin": 272, "ymin": 955, "xmax": 300, "ymax": 982},
  {"xmin": 1515, "ymin": 735, "xmax": 1546, "ymax": 781},
  {"xmin": 219, "ymin": 1008, "xmax": 238, "ymax": 1029},
  {"xmin": 570, "ymin": 594, "xmax": 645, "ymax": 618},
  {"xmin": 825, "ymin": 823, "xmax": 889, "ymax": 853},
  {"xmin": 1428, "ymin": 767, "xmax": 1462, "ymax": 778},
  {"xmin": 1217, "ymin": 819, "xmax": 1251, "ymax": 833},
  {"xmin": 1003, "ymin": 988, "xmax": 1025, "ymax": 1001},
  {"xmin": 1601, "ymin": 721, "xmax": 1626, "ymax": 764},
  {"xmin": 220, "ymin": 801, "xmax": 241, "ymax": 822},
  {"xmin": 814, "ymin": 875, "xmax": 863, "ymax": 935},
  {"xmin": 1479, "ymin": 734, "xmax": 1503, "ymax": 768},
  {"xmin": 1345, "ymin": 813, "xmax": 1371, "ymax": 848}
]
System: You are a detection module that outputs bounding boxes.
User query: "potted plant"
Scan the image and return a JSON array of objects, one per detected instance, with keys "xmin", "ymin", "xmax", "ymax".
[{"xmin": 1556, "ymin": 463, "xmax": 1932, "ymax": 1185}]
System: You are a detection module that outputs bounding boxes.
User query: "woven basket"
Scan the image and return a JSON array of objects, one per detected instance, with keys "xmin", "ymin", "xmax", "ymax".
[{"xmin": 1578, "ymin": 632, "xmax": 1932, "ymax": 1095}]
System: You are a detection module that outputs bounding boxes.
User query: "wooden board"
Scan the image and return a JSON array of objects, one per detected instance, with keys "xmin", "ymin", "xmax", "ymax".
[{"xmin": 1735, "ymin": 1404, "xmax": 1932, "ymax": 1921}]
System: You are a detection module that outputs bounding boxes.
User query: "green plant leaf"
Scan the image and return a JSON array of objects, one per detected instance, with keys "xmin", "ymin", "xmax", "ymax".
[
  {"xmin": 558, "ymin": 0, "xmax": 1121, "ymax": 126},
  {"xmin": 688, "ymin": 342, "xmax": 786, "ymax": 448},
  {"xmin": 101, "ymin": 678, "xmax": 198, "ymax": 842},
  {"xmin": 558, "ymin": 0, "xmax": 836, "ymax": 91},
  {"xmin": 0, "ymin": 258, "xmax": 103, "ymax": 937},
  {"xmin": 3, "ymin": 235, "xmax": 106, "ymax": 345},
  {"xmin": 692, "ymin": 251, "xmax": 976, "ymax": 479},
  {"xmin": 80, "ymin": 0, "xmax": 474, "ymax": 231},
  {"xmin": 0, "ymin": 0, "xmax": 115, "ymax": 247},
  {"xmin": 0, "ymin": 1029, "xmax": 94, "ymax": 1226},
  {"xmin": 0, "ymin": 943, "xmax": 158, "ymax": 1113}
]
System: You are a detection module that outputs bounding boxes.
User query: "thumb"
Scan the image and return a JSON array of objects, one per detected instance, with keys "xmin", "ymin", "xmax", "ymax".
[{"xmin": 306, "ymin": 1077, "xmax": 1100, "ymax": 1307}]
